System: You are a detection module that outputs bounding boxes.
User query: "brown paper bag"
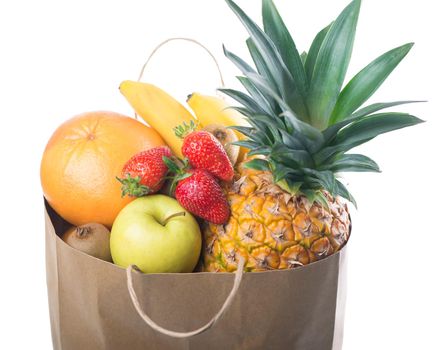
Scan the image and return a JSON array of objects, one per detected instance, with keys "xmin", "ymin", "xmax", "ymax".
[{"xmin": 45, "ymin": 200, "xmax": 347, "ymax": 350}]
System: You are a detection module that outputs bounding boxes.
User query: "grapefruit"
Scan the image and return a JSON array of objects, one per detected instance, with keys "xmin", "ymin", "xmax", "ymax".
[{"xmin": 41, "ymin": 111, "xmax": 166, "ymax": 227}]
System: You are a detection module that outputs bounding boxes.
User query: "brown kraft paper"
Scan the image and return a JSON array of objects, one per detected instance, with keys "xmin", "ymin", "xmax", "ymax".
[{"xmin": 45, "ymin": 201, "xmax": 348, "ymax": 350}]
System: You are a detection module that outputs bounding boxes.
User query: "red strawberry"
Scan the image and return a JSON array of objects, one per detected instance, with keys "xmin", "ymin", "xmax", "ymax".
[
  {"xmin": 175, "ymin": 169, "xmax": 230, "ymax": 225},
  {"xmin": 117, "ymin": 146, "xmax": 172, "ymax": 197},
  {"xmin": 182, "ymin": 131, "xmax": 234, "ymax": 182}
]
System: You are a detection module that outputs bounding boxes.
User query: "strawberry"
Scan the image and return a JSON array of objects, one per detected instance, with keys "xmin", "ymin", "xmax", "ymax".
[
  {"xmin": 180, "ymin": 129, "xmax": 234, "ymax": 182},
  {"xmin": 117, "ymin": 146, "xmax": 172, "ymax": 197},
  {"xmin": 174, "ymin": 168, "xmax": 230, "ymax": 225}
]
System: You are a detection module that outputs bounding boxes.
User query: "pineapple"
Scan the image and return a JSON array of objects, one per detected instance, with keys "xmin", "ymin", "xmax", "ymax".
[{"xmin": 203, "ymin": 0, "xmax": 423, "ymax": 272}]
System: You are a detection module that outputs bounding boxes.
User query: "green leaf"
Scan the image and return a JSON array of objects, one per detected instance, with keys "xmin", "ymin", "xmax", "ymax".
[
  {"xmin": 322, "ymin": 100, "xmax": 425, "ymax": 144},
  {"xmin": 246, "ymin": 38, "xmax": 279, "ymax": 94},
  {"xmin": 232, "ymin": 140, "xmax": 258, "ymax": 149},
  {"xmin": 116, "ymin": 175, "xmax": 150, "ymax": 198},
  {"xmin": 307, "ymin": 0, "xmax": 361, "ymax": 129},
  {"xmin": 173, "ymin": 120, "xmax": 198, "ymax": 139},
  {"xmin": 314, "ymin": 191, "xmax": 331, "ymax": 210},
  {"xmin": 304, "ymin": 22, "xmax": 332, "ymax": 82},
  {"xmin": 301, "ymin": 189, "xmax": 317, "ymax": 205},
  {"xmin": 335, "ymin": 180, "xmax": 357, "ymax": 208},
  {"xmin": 244, "ymin": 72, "xmax": 311, "ymax": 125},
  {"xmin": 226, "ymin": 106, "xmax": 252, "ymax": 118},
  {"xmin": 237, "ymin": 76, "xmax": 276, "ymax": 115},
  {"xmin": 232, "ymin": 119, "xmax": 277, "ymax": 145},
  {"xmin": 326, "ymin": 154, "xmax": 381, "ymax": 173},
  {"xmin": 176, "ymin": 173, "xmax": 193, "ymax": 181},
  {"xmin": 278, "ymin": 179, "xmax": 303, "ymax": 195},
  {"xmin": 270, "ymin": 161, "xmax": 294, "ymax": 183},
  {"xmin": 228, "ymin": 106, "xmax": 279, "ymax": 143},
  {"xmin": 249, "ymin": 113, "xmax": 286, "ymax": 133},
  {"xmin": 333, "ymin": 112, "xmax": 424, "ymax": 146},
  {"xmin": 317, "ymin": 113, "xmax": 424, "ymax": 166},
  {"xmin": 248, "ymin": 146, "xmax": 271, "ymax": 156},
  {"xmin": 322, "ymin": 118, "xmax": 355, "ymax": 144},
  {"xmin": 300, "ymin": 51, "xmax": 308, "ymax": 66},
  {"xmin": 219, "ymin": 88, "xmax": 264, "ymax": 113},
  {"xmin": 243, "ymin": 72, "xmax": 288, "ymax": 111},
  {"xmin": 330, "ymin": 43, "xmax": 414, "ymax": 124},
  {"xmin": 280, "ymin": 110, "xmax": 325, "ymax": 152},
  {"xmin": 279, "ymin": 129, "xmax": 307, "ymax": 151},
  {"xmin": 229, "ymin": 125, "xmax": 255, "ymax": 137},
  {"xmin": 223, "ymin": 45, "xmax": 256, "ymax": 76},
  {"xmin": 163, "ymin": 156, "xmax": 180, "ymax": 173},
  {"xmin": 349, "ymin": 100, "xmax": 425, "ymax": 119},
  {"xmin": 314, "ymin": 137, "xmax": 373, "ymax": 166},
  {"xmin": 302, "ymin": 169, "xmax": 337, "ymax": 193},
  {"xmin": 230, "ymin": 125, "xmax": 270, "ymax": 144},
  {"xmin": 225, "ymin": 0, "xmax": 307, "ymax": 119},
  {"xmin": 272, "ymin": 146, "xmax": 314, "ymax": 169},
  {"xmin": 244, "ymin": 158, "xmax": 270, "ymax": 171},
  {"xmin": 262, "ymin": 0, "xmax": 308, "ymax": 94}
]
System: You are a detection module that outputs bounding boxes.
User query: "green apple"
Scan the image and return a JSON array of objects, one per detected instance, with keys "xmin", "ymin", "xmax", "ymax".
[{"xmin": 110, "ymin": 195, "xmax": 201, "ymax": 273}]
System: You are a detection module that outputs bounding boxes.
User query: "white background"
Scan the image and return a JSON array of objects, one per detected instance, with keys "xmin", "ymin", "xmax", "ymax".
[{"xmin": 1, "ymin": 0, "xmax": 445, "ymax": 349}]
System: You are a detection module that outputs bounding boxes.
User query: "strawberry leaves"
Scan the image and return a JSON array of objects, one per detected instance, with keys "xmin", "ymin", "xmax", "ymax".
[
  {"xmin": 118, "ymin": 146, "xmax": 172, "ymax": 197},
  {"xmin": 116, "ymin": 174, "xmax": 151, "ymax": 198},
  {"xmin": 173, "ymin": 120, "xmax": 199, "ymax": 139}
]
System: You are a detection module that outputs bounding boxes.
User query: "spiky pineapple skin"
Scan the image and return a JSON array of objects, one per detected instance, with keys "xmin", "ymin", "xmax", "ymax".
[{"xmin": 203, "ymin": 167, "xmax": 351, "ymax": 272}]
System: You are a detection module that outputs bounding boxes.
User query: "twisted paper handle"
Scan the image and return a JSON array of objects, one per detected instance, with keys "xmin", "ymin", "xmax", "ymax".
[
  {"xmin": 133, "ymin": 37, "xmax": 226, "ymax": 120},
  {"xmin": 137, "ymin": 37, "xmax": 225, "ymax": 87},
  {"xmin": 126, "ymin": 258, "xmax": 244, "ymax": 338}
]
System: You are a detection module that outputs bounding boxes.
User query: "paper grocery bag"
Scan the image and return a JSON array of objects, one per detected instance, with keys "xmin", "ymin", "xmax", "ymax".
[{"xmin": 45, "ymin": 200, "xmax": 348, "ymax": 350}]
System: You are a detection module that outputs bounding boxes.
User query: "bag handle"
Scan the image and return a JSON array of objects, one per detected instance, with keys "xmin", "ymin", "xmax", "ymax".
[
  {"xmin": 137, "ymin": 37, "xmax": 225, "ymax": 86},
  {"xmin": 126, "ymin": 258, "xmax": 244, "ymax": 339},
  {"xmin": 132, "ymin": 37, "xmax": 226, "ymax": 120}
]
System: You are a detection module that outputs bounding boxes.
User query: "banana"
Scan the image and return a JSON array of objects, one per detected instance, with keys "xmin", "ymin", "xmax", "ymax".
[
  {"xmin": 187, "ymin": 93, "xmax": 249, "ymax": 163},
  {"xmin": 120, "ymin": 80, "xmax": 196, "ymax": 157}
]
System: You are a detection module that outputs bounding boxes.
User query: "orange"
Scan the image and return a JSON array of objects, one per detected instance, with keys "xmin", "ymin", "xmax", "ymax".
[{"xmin": 41, "ymin": 111, "xmax": 166, "ymax": 227}]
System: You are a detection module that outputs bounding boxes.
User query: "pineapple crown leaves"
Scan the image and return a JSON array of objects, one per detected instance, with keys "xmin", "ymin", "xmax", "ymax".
[{"xmin": 220, "ymin": 0, "xmax": 425, "ymax": 207}]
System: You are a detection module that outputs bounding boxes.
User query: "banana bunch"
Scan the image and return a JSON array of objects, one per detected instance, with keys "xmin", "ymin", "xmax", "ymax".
[{"xmin": 120, "ymin": 81, "xmax": 248, "ymax": 163}]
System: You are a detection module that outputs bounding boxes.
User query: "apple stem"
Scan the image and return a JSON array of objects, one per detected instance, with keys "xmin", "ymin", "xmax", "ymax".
[{"xmin": 160, "ymin": 211, "xmax": 186, "ymax": 226}]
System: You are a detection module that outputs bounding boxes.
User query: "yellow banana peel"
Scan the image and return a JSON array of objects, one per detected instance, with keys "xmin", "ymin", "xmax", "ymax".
[{"xmin": 120, "ymin": 80, "xmax": 196, "ymax": 157}]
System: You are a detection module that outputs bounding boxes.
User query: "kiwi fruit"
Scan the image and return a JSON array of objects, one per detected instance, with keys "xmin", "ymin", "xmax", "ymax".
[
  {"xmin": 62, "ymin": 223, "xmax": 112, "ymax": 262},
  {"xmin": 203, "ymin": 123, "xmax": 239, "ymax": 165}
]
